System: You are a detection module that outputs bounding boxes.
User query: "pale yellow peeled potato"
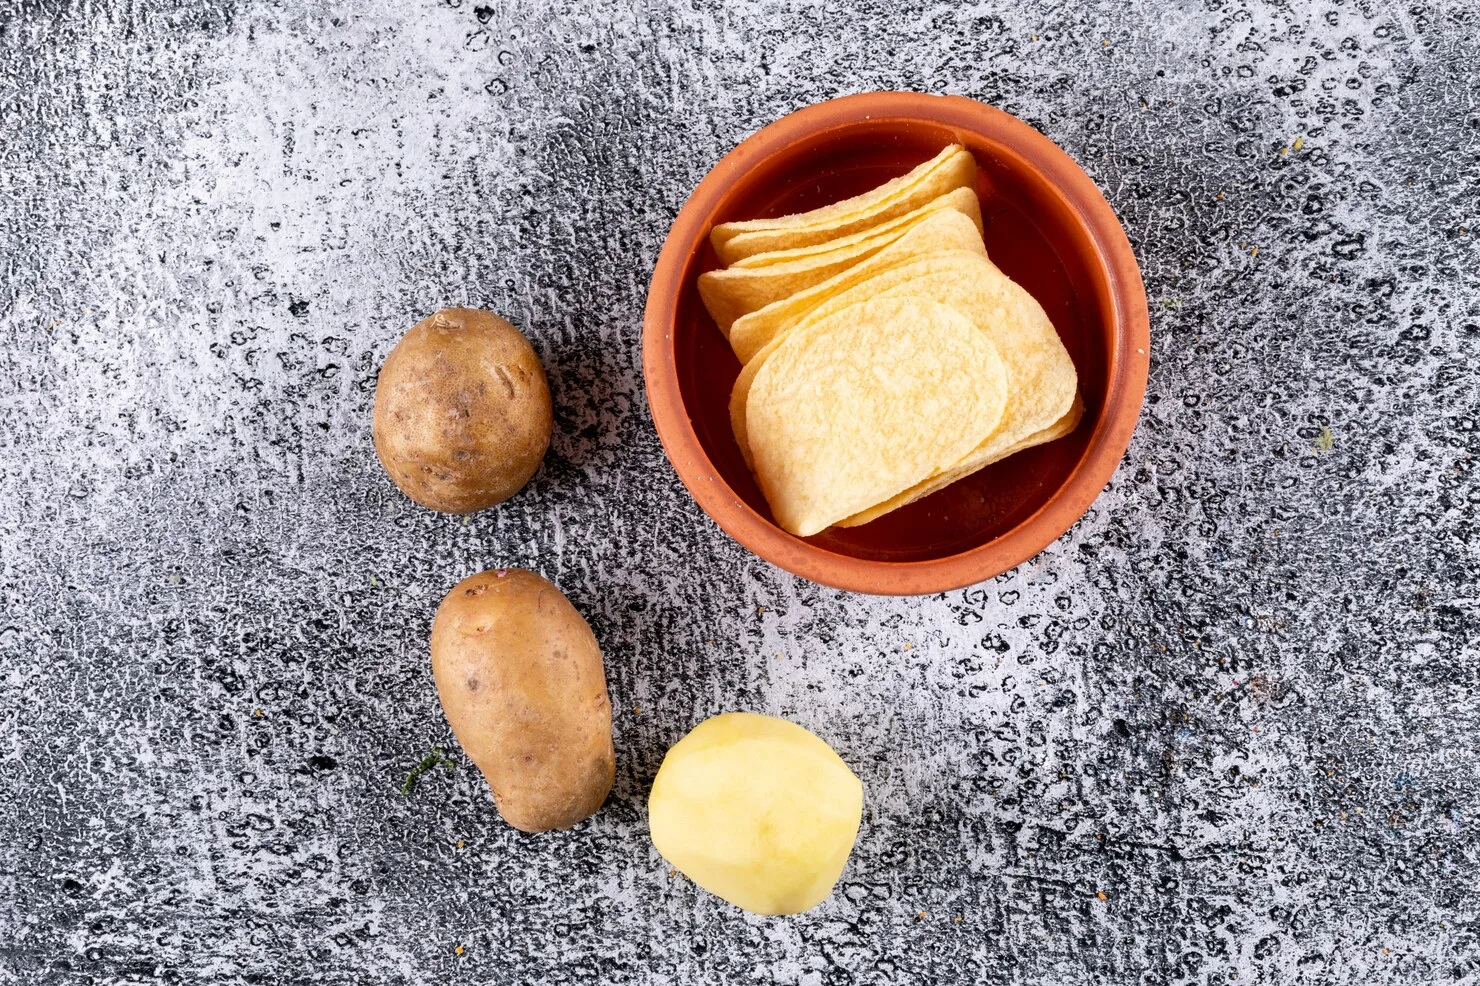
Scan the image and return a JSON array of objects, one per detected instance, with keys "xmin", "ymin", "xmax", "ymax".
[
  {"xmin": 696, "ymin": 187, "xmax": 983, "ymax": 336},
  {"xmin": 746, "ymin": 296, "xmax": 1009, "ymax": 536},
  {"xmin": 726, "ymin": 208, "xmax": 989, "ymax": 364},
  {"xmin": 648, "ymin": 712, "xmax": 863, "ymax": 915},
  {"xmin": 711, "ymin": 144, "xmax": 976, "ymax": 265}
]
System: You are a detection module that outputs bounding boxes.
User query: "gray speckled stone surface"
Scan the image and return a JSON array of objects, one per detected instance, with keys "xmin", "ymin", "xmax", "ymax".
[{"xmin": 3, "ymin": 1, "xmax": 1479, "ymax": 983}]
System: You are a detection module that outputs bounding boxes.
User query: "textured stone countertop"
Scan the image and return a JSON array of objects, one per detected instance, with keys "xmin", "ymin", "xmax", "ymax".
[{"xmin": 2, "ymin": 2, "xmax": 1478, "ymax": 983}]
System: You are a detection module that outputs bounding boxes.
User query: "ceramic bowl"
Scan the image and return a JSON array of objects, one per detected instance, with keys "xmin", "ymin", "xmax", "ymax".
[{"xmin": 643, "ymin": 92, "xmax": 1149, "ymax": 595}]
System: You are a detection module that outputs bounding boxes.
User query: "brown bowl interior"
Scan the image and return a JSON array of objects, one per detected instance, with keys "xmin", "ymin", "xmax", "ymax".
[{"xmin": 672, "ymin": 120, "xmax": 1113, "ymax": 562}]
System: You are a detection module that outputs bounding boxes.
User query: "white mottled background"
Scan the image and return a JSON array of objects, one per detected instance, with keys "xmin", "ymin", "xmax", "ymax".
[{"xmin": 2, "ymin": 1, "xmax": 1478, "ymax": 983}]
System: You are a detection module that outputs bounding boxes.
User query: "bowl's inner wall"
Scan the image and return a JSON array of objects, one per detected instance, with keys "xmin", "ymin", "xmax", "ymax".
[{"xmin": 674, "ymin": 120, "xmax": 1114, "ymax": 563}]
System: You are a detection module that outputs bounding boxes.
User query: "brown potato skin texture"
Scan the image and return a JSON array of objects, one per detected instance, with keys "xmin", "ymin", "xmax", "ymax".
[
  {"xmin": 373, "ymin": 308, "xmax": 552, "ymax": 514},
  {"xmin": 431, "ymin": 569, "xmax": 615, "ymax": 832}
]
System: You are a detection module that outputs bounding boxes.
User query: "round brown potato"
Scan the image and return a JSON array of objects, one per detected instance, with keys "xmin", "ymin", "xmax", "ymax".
[
  {"xmin": 373, "ymin": 308, "xmax": 552, "ymax": 514},
  {"xmin": 431, "ymin": 568, "xmax": 615, "ymax": 832}
]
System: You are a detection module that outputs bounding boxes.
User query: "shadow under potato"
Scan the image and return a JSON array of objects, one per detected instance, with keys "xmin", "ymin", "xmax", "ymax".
[{"xmin": 537, "ymin": 331, "xmax": 643, "ymax": 479}]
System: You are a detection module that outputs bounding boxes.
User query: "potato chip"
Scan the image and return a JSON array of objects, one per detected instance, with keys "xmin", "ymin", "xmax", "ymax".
[
  {"xmin": 708, "ymin": 144, "xmax": 1081, "ymax": 535},
  {"xmin": 746, "ymin": 296, "xmax": 1009, "ymax": 537},
  {"xmin": 787, "ymin": 252, "xmax": 1076, "ymax": 454},
  {"xmin": 697, "ymin": 188, "xmax": 982, "ymax": 337},
  {"xmin": 711, "ymin": 145, "xmax": 976, "ymax": 265},
  {"xmin": 729, "ymin": 251, "xmax": 1077, "ymax": 479},
  {"xmin": 729, "ymin": 187, "xmax": 983, "ymax": 271},
  {"xmin": 726, "ymin": 209, "xmax": 989, "ymax": 364},
  {"xmin": 728, "ymin": 250, "xmax": 989, "ymax": 468},
  {"xmin": 835, "ymin": 392, "xmax": 1085, "ymax": 527}
]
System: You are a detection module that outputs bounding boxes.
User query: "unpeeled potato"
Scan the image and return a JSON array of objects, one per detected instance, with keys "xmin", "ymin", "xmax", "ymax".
[
  {"xmin": 431, "ymin": 569, "xmax": 614, "ymax": 832},
  {"xmin": 373, "ymin": 308, "xmax": 552, "ymax": 514}
]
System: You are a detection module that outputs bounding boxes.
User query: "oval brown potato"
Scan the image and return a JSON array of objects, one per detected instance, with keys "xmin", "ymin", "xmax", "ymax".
[
  {"xmin": 431, "ymin": 569, "xmax": 615, "ymax": 832},
  {"xmin": 373, "ymin": 308, "xmax": 552, "ymax": 514}
]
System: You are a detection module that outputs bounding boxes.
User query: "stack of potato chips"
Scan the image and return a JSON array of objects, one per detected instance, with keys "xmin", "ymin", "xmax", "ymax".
[{"xmin": 700, "ymin": 145, "xmax": 1081, "ymax": 538}]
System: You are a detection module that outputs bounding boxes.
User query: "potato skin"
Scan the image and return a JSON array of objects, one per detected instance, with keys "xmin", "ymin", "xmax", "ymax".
[
  {"xmin": 431, "ymin": 569, "xmax": 614, "ymax": 832},
  {"xmin": 373, "ymin": 308, "xmax": 552, "ymax": 514}
]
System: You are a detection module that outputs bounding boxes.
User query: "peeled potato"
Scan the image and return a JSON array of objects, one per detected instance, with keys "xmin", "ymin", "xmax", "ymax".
[
  {"xmin": 648, "ymin": 712, "xmax": 863, "ymax": 915},
  {"xmin": 711, "ymin": 144, "xmax": 975, "ymax": 265},
  {"xmin": 697, "ymin": 187, "xmax": 982, "ymax": 336},
  {"xmin": 726, "ymin": 208, "xmax": 989, "ymax": 365},
  {"xmin": 747, "ymin": 296, "xmax": 1009, "ymax": 536}
]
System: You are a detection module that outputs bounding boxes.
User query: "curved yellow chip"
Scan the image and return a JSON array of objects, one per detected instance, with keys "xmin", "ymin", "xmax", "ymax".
[
  {"xmin": 727, "ymin": 250, "xmax": 988, "ymax": 467},
  {"xmin": 711, "ymin": 145, "xmax": 976, "ymax": 265},
  {"xmin": 789, "ymin": 253, "xmax": 1077, "ymax": 459},
  {"xmin": 698, "ymin": 188, "xmax": 982, "ymax": 337},
  {"xmin": 728, "ymin": 251, "xmax": 1077, "ymax": 479},
  {"xmin": 726, "ymin": 209, "xmax": 988, "ymax": 364},
  {"xmin": 836, "ymin": 392, "xmax": 1085, "ymax": 527},
  {"xmin": 728, "ymin": 187, "xmax": 983, "ymax": 271},
  {"xmin": 746, "ymin": 297, "xmax": 1009, "ymax": 537}
]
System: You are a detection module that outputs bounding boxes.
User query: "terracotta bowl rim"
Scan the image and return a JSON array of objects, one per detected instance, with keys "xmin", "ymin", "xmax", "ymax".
[{"xmin": 642, "ymin": 91, "xmax": 1149, "ymax": 595}]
